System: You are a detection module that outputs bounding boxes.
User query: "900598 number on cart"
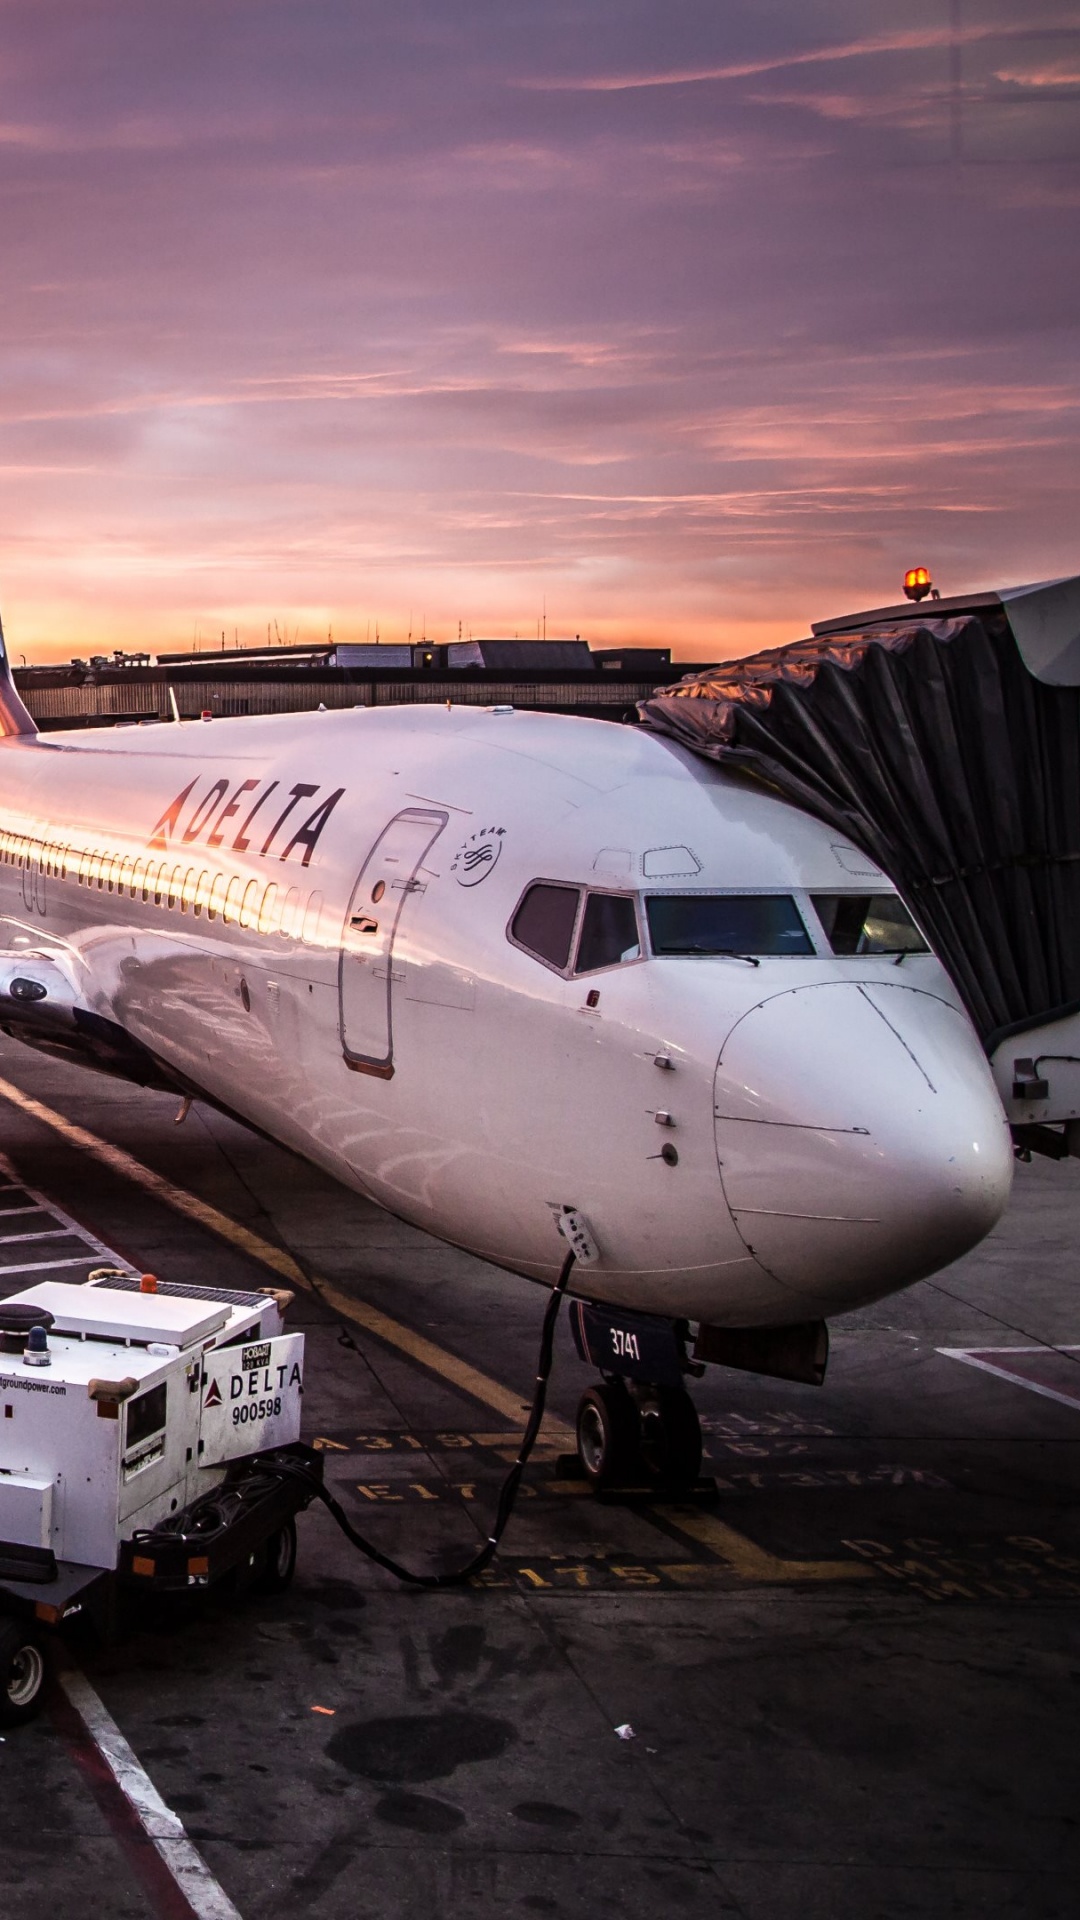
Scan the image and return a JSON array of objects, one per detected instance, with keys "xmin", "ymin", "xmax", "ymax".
[{"xmin": 233, "ymin": 1395, "xmax": 283, "ymax": 1427}]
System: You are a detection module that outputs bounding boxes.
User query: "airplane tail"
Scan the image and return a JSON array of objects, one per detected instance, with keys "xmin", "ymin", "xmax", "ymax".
[{"xmin": 0, "ymin": 610, "xmax": 37, "ymax": 738}]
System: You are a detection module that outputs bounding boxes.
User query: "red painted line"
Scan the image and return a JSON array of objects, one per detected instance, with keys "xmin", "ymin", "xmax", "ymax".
[{"xmin": 48, "ymin": 1678, "xmax": 200, "ymax": 1920}]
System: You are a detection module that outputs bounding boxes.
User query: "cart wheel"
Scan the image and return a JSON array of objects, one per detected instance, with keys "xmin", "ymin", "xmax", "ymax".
[
  {"xmin": 0, "ymin": 1617, "xmax": 47, "ymax": 1726},
  {"xmin": 256, "ymin": 1517, "xmax": 297, "ymax": 1594}
]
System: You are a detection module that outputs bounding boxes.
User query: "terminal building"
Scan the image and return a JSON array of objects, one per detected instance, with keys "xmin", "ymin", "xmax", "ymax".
[{"xmin": 12, "ymin": 637, "xmax": 705, "ymax": 731}]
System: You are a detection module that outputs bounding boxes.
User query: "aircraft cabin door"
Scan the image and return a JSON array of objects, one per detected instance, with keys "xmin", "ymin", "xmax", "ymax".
[{"xmin": 338, "ymin": 807, "xmax": 448, "ymax": 1077}]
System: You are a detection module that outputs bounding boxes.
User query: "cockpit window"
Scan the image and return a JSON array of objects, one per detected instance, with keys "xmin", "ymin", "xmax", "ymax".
[
  {"xmin": 812, "ymin": 893, "xmax": 928, "ymax": 955},
  {"xmin": 575, "ymin": 893, "xmax": 641, "ymax": 973},
  {"xmin": 646, "ymin": 893, "xmax": 813, "ymax": 957},
  {"xmin": 511, "ymin": 883, "xmax": 581, "ymax": 970}
]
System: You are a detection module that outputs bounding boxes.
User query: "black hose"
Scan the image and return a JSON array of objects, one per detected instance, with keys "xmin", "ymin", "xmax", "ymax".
[{"xmin": 271, "ymin": 1248, "xmax": 576, "ymax": 1589}]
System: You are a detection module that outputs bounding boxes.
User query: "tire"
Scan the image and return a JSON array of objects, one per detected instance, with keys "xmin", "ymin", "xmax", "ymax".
[
  {"xmin": 576, "ymin": 1383, "xmax": 640, "ymax": 1488},
  {"xmin": 255, "ymin": 1517, "xmax": 297, "ymax": 1594},
  {"xmin": 638, "ymin": 1388, "xmax": 702, "ymax": 1488},
  {"xmin": 0, "ymin": 1617, "xmax": 47, "ymax": 1726}
]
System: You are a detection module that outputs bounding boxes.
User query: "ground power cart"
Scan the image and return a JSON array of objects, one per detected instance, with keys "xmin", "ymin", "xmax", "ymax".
[{"xmin": 0, "ymin": 1270, "xmax": 322, "ymax": 1722}]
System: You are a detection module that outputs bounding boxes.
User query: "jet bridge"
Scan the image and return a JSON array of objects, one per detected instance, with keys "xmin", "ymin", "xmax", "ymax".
[{"xmin": 639, "ymin": 574, "xmax": 1080, "ymax": 1156}]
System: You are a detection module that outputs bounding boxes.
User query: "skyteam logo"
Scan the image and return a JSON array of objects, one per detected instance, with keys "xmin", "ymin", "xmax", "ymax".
[{"xmin": 451, "ymin": 826, "xmax": 505, "ymax": 886}]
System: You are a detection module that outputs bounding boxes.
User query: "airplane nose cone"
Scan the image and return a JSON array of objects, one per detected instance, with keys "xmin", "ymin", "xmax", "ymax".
[{"xmin": 714, "ymin": 982, "xmax": 1013, "ymax": 1311}]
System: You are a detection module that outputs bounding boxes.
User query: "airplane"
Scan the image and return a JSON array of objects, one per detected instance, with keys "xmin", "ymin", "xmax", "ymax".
[{"xmin": 0, "ymin": 633, "xmax": 1013, "ymax": 1486}]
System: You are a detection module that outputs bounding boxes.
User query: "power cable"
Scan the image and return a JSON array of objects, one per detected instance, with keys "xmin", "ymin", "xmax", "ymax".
[{"xmin": 269, "ymin": 1247, "xmax": 577, "ymax": 1588}]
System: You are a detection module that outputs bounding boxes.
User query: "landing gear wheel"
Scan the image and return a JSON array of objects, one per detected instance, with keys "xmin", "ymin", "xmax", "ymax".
[
  {"xmin": 0, "ymin": 1617, "xmax": 47, "ymax": 1726},
  {"xmin": 576, "ymin": 1383, "xmax": 640, "ymax": 1487},
  {"xmin": 638, "ymin": 1387, "xmax": 702, "ymax": 1488},
  {"xmin": 256, "ymin": 1516, "xmax": 298, "ymax": 1595}
]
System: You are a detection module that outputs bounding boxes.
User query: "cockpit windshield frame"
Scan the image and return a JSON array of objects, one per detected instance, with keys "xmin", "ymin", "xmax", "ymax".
[
  {"xmin": 644, "ymin": 888, "xmax": 815, "ymax": 960},
  {"xmin": 508, "ymin": 880, "xmax": 928, "ymax": 974},
  {"xmin": 507, "ymin": 881, "xmax": 645, "ymax": 979}
]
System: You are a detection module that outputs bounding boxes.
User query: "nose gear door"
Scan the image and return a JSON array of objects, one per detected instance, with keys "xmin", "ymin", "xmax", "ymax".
[{"xmin": 338, "ymin": 807, "xmax": 447, "ymax": 1077}]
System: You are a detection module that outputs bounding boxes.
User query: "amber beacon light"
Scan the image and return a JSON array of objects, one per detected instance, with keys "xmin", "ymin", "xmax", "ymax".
[{"xmin": 903, "ymin": 566, "xmax": 934, "ymax": 602}]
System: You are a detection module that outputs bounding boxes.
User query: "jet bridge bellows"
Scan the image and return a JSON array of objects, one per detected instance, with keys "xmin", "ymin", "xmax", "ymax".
[{"xmin": 639, "ymin": 576, "xmax": 1080, "ymax": 1051}]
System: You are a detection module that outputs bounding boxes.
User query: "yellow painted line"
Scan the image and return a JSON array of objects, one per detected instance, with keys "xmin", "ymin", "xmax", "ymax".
[
  {"xmin": 658, "ymin": 1563, "xmax": 728, "ymax": 1587},
  {"xmin": 653, "ymin": 1507, "xmax": 873, "ymax": 1584},
  {"xmin": 0, "ymin": 1074, "xmax": 539, "ymax": 1427},
  {"xmin": 0, "ymin": 1073, "xmax": 872, "ymax": 1587}
]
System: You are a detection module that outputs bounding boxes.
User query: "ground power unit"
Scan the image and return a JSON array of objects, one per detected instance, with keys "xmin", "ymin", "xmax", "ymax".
[{"xmin": 0, "ymin": 1270, "xmax": 322, "ymax": 1723}]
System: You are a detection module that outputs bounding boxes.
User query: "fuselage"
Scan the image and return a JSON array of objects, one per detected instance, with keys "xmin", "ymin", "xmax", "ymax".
[{"xmin": 0, "ymin": 704, "xmax": 1013, "ymax": 1327}]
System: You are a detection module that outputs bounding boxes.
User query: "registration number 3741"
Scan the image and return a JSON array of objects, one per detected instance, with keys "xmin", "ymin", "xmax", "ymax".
[{"xmin": 233, "ymin": 1396, "xmax": 282, "ymax": 1427}]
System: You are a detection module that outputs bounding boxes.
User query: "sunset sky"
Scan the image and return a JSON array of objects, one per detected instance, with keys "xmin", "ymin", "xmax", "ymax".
[{"xmin": 1, "ymin": 1, "xmax": 1078, "ymax": 664}]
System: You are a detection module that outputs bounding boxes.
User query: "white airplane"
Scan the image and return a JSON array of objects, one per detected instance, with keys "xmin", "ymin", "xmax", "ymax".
[{"xmin": 0, "ymin": 648, "xmax": 1012, "ymax": 1483}]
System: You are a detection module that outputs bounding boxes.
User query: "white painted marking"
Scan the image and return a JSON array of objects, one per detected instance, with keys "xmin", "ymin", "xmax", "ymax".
[
  {"xmin": 0, "ymin": 1227, "xmax": 86, "ymax": 1245},
  {"xmin": 0, "ymin": 1254, "xmax": 112, "ymax": 1277},
  {"xmin": 938, "ymin": 1344, "xmax": 1080, "ymax": 1414},
  {"xmin": 58, "ymin": 1667, "xmax": 243, "ymax": 1920},
  {"xmin": 0, "ymin": 1149, "xmax": 135, "ymax": 1285}
]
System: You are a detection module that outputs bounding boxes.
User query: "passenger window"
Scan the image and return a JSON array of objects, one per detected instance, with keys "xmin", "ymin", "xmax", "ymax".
[
  {"xmin": 575, "ymin": 893, "xmax": 640, "ymax": 973},
  {"xmin": 302, "ymin": 891, "xmax": 323, "ymax": 943},
  {"xmin": 239, "ymin": 878, "xmax": 259, "ymax": 929},
  {"xmin": 280, "ymin": 885, "xmax": 301, "ymax": 938},
  {"xmin": 511, "ymin": 884, "xmax": 581, "ymax": 971},
  {"xmin": 207, "ymin": 874, "xmax": 226, "ymax": 921},
  {"xmin": 258, "ymin": 882, "xmax": 279, "ymax": 934},
  {"xmin": 223, "ymin": 875, "xmax": 242, "ymax": 924},
  {"xmin": 811, "ymin": 893, "xmax": 928, "ymax": 955},
  {"xmin": 646, "ymin": 894, "xmax": 814, "ymax": 957},
  {"xmin": 193, "ymin": 870, "xmax": 210, "ymax": 916}
]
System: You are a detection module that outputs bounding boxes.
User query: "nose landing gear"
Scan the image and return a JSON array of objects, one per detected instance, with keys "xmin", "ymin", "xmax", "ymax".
[
  {"xmin": 570, "ymin": 1303, "xmax": 705, "ymax": 1492},
  {"xmin": 575, "ymin": 1379, "xmax": 703, "ymax": 1490},
  {"xmin": 637, "ymin": 1385, "xmax": 703, "ymax": 1485},
  {"xmin": 576, "ymin": 1381, "xmax": 639, "ymax": 1486}
]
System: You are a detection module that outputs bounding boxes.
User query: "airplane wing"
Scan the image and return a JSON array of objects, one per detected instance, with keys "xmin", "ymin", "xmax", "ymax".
[{"xmin": 0, "ymin": 951, "xmax": 180, "ymax": 1091}]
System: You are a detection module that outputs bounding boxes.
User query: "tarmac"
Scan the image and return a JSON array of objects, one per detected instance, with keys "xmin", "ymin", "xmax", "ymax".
[{"xmin": 0, "ymin": 1032, "xmax": 1077, "ymax": 1920}]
